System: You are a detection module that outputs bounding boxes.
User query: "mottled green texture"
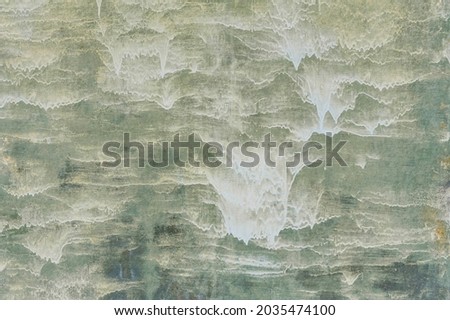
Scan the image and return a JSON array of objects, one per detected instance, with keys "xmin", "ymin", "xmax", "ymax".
[{"xmin": 0, "ymin": 0, "xmax": 449, "ymax": 299}]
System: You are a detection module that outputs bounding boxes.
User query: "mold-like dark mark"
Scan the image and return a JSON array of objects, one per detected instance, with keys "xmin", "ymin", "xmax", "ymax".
[
  {"xmin": 340, "ymin": 195, "xmax": 359, "ymax": 206},
  {"xmin": 373, "ymin": 262, "xmax": 449, "ymax": 299},
  {"xmin": 153, "ymin": 224, "xmax": 182, "ymax": 243}
]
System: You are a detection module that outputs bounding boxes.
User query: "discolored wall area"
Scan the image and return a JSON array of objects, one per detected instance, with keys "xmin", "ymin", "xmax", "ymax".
[{"xmin": 0, "ymin": 0, "xmax": 449, "ymax": 299}]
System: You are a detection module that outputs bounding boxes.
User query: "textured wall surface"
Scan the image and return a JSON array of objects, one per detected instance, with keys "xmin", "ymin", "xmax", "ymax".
[{"xmin": 0, "ymin": 0, "xmax": 449, "ymax": 299}]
